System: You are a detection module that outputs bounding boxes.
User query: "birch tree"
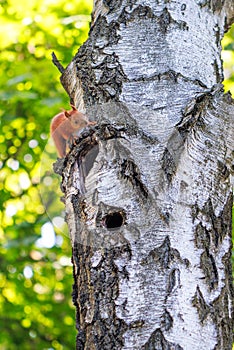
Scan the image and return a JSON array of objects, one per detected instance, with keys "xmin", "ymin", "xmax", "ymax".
[{"xmin": 53, "ymin": 0, "xmax": 234, "ymax": 349}]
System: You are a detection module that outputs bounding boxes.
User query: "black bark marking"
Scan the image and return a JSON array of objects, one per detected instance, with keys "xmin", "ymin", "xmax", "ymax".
[
  {"xmin": 120, "ymin": 159, "xmax": 148, "ymax": 198},
  {"xmin": 72, "ymin": 246, "xmax": 80, "ymax": 307},
  {"xmin": 191, "ymin": 202, "xmax": 199, "ymax": 223},
  {"xmin": 158, "ymin": 8, "xmax": 188, "ymax": 33},
  {"xmin": 141, "ymin": 236, "xmax": 188, "ymax": 276},
  {"xmin": 219, "ymin": 192, "xmax": 233, "ymax": 240},
  {"xmin": 200, "ymin": 249, "xmax": 218, "ymax": 291},
  {"xmin": 162, "ymin": 148, "xmax": 177, "ymax": 183},
  {"xmin": 167, "ymin": 268, "xmax": 180, "ymax": 294},
  {"xmin": 103, "ymin": 0, "xmax": 123, "ymax": 12},
  {"xmin": 177, "ymin": 110, "xmax": 200, "ymax": 140},
  {"xmin": 118, "ymin": 5, "xmax": 188, "ymax": 32},
  {"xmin": 181, "ymin": 3, "xmax": 186, "ymax": 12},
  {"xmin": 97, "ymin": 53, "xmax": 127, "ymax": 97},
  {"xmin": 162, "ymin": 124, "xmax": 186, "ymax": 183},
  {"xmin": 214, "ymin": 24, "xmax": 221, "ymax": 47},
  {"xmin": 194, "ymin": 222, "xmax": 211, "ymax": 250},
  {"xmin": 120, "ymin": 265, "xmax": 130, "ymax": 280},
  {"xmin": 202, "ymin": 196, "xmax": 231, "ymax": 248},
  {"xmin": 142, "ymin": 328, "xmax": 183, "ymax": 350},
  {"xmin": 217, "ymin": 160, "xmax": 230, "ymax": 181},
  {"xmin": 212, "ymin": 59, "xmax": 223, "ymax": 83},
  {"xmin": 161, "ymin": 309, "xmax": 173, "ymax": 331},
  {"xmin": 130, "ymin": 69, "xmax": 205, "ymax": 86},
  {"xmin": 192, "ymin": 194, "xmax": 232, "ymax": 255},
  {"xmin": 90, "ymin": 15, "xmax": 121, "ymax": 47},
  {"xmin": 141, "ymin": 236, "xmax": 171, "ymax": 268},
  {"xmin": 177, "ymin": 91, "xmax": 211, "ymax": 140},
  {"xmin": 211, "ymin": 288, "xmax": 233, "ymax": 350},
  {"xmin": 118, "ymin": 5, "xmax": 155, "ymax": 25},
  {"xmin": 192, "ymin": 286, "xmax": 210, "ymax": 323},
  {"xmin": 111, "ymin": 241, "xmax": 132, "ymax": 261}
]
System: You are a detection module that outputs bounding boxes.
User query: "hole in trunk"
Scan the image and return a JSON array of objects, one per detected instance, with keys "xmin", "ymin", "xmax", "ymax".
[{"xmin": 104, "ymin": 212, "xmax": 124, "ymax": 229}]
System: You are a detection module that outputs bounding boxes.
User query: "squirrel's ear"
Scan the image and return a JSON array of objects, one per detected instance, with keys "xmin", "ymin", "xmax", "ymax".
[
  {"xmin": 64, "ymin": 110, "xmax": 71, "ymax": 118},
  {"xmin": 70, "ymin": 104, "xmax": 77, "ymax": 111}
]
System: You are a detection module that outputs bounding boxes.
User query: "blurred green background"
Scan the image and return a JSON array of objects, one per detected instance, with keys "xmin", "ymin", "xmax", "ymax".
[
  {"xmin": 0, "ymin": 1, "xmax": 233, "ymax": 349},
  {"xmin": 0, "ymin": 0, "xmax": 92, "ymax": 349}
]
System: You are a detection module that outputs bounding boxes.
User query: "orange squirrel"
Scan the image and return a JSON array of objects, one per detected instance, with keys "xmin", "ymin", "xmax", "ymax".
[{"xmin": 50, "ymin": 104, "xmax": 96, "ymax": 158}]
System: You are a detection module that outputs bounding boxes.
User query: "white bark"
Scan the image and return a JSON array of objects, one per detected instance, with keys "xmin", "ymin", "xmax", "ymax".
[{"xmin": 56, "ymin": 1, "xmax": 234, "ymax": 349}]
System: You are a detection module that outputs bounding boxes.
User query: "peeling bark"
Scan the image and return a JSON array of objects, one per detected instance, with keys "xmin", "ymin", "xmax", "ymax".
[{"xmin": 55, "ymin": 0, "xmax": 233, "ymax": 349}]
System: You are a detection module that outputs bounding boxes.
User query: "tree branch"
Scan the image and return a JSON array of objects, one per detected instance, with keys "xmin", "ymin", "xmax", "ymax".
[{"xmin": 51, "ymin": 52, "xmax": 65, "ymax": 74}]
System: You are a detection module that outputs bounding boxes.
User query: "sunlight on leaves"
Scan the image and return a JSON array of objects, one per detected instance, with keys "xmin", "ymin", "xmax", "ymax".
[{"xmin": 0, "ymin": 0, "xmax": 93, "ymax": 348}]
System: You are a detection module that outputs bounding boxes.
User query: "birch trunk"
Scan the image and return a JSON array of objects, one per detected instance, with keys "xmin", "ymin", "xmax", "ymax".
[{"xmin": 55, "ymin": 1, "xmax": 234, "ymax": 349}]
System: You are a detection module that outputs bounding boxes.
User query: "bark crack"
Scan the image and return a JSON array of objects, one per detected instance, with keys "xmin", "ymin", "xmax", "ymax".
[{"xmin": 142, "ymin": 328, "xmax": 183, "ymax": 350}]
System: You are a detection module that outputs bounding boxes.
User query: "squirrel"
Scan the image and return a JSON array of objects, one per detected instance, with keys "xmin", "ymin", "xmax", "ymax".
[{"xmin": 50, "ymin": 104, "xmax": 96, "ymax": 158}]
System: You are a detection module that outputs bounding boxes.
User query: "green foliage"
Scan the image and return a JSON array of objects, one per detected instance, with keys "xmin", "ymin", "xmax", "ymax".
[
  {"xmin": 222, "ymin": 25, "xmax": 234, "ymax": 96},
  {"xmin": 0, "ymin": 1, "xmax": 233, "ymax": 349},
  {"xmin": 0, "ymin": 0, "xmax": 92, "ymax": 349}
]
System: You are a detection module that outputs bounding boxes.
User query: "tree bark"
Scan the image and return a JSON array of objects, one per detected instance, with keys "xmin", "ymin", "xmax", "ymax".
[{"xmin": 55, "ymin": 1, "xmax": 234, "ymax": 349}]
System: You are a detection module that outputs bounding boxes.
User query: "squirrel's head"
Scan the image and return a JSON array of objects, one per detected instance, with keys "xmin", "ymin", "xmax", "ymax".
[{"xmin": 64, "ymin": 105, "xmax": 87, "ymax": 130}]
